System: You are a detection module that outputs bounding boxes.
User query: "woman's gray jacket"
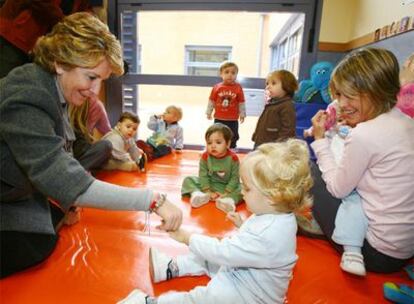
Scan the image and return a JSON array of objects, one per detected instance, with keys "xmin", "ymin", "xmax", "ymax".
[{"xmin": 0, "ymin": 64, "xmax": 94, "ymax": 234}]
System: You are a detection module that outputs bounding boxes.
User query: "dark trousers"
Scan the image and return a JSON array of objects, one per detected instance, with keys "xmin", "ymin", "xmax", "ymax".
[
  {"xmin": 136, "ymin": 140, "xmax": 171, "ymax": 161},
  {"xmin": 0, "ymin": 36, "xmax": 31, "ymax": 79},
  {"xmin": 214, "ymin": 119, "xmax": 239, "ymax": 148},
  {"xmin": 73, "ymin": 137, "xmax": 112, "ymax": 171},
  {"xmin": 0, "ymin": 203, "xmax": 63, "ymax": 278},
  {"xmin": 310, "ymin": 162, "xmax": 410, "ymax": 273}
]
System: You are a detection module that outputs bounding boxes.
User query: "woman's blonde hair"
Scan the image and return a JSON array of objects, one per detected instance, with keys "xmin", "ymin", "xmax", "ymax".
[
  {"xmin": 69, "ymin": 101, "xmax": 93, "ymax": 143},
  {"xmin": 33, "ymin": 12, "xmax": 123, "ymax": 76},
  {"xmin": 242, "ymin": 139, "xmax": 313, "ymax": 213},
  {"xmin": 330, "ymin": 48, "xmax": 400, "ymax": 118}
]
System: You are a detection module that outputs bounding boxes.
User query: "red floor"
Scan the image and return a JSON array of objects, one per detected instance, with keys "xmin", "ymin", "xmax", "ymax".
[{"xmin": 0, "ymin": 151, "xmax": 411, "ymax": 303}]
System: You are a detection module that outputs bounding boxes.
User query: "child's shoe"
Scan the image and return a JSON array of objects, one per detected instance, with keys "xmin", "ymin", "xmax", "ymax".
[
  {"xmin": 340, "ymin": 251, "xmax": 366, "ymax": 276},
  {"xmin": 216, "ymin": 197, "xmax": 236, "ymax": 213},
  {"xmin": 138, "ymin": 154, "xmax": 148, "ymax": 172},
  {"xmin": 190, "ymin": 191, "xmax": 210, "ymax": 208},
  {"xmin": 117, "ymin": 289, "xmax": 147, "ymax": 304},
  {"xmin": 149, "ymin": 248, "xmax": 179, "ymax": 283}
]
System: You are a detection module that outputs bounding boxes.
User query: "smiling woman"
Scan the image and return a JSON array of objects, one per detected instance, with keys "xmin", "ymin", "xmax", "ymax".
[
  {"xmin": 0, "ymin": 12, "xmax": 182, "ymax": 278},
  {"xmin": 307, "ymin": 48, "xmax": 414, "ymax": 274}
]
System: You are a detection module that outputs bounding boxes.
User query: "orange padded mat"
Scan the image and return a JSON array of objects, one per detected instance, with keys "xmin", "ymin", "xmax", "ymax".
[{"xmin": 0, "ymin": 151, "xmax": 411, "ymax": 303}]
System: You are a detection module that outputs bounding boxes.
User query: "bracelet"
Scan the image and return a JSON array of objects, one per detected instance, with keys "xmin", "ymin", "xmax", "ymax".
[{"xmin": 149, "ymin": 193, "xmax": 166, "ymax": 213}]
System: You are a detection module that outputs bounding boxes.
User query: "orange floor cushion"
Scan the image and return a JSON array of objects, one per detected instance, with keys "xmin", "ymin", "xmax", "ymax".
[{"xmin": 0, "ymin": 151, "xmax": 411, "ymax": 303}]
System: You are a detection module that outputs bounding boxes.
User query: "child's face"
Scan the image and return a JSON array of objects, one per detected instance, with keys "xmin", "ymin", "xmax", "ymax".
[
  {"xmin": 206, "ymin": 131, "xmax": 230, "ymax": 158},
  {"xmin": 163, "ymin": 108, "xmax": 178, "ymax": 124},
  {"xmin": 265, "ymin": 76, "xmax": 287, "ymax": 99},
  {"xmin": 117, "ymin": 118, "xmax": 138, "ymax": 139},
  {"xmin": 240, "ymin": 165, "xmax": 273, "ymax": 215},
  {"xmin": 220, "ymin": 66, "xmax": 238, "ymax": 85}
]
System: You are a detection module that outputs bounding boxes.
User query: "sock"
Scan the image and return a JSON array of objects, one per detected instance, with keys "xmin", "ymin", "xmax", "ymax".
[
  {"xmin": 167, "ymin": 259, "xmax": 179, "ymax": 279},
  {"xmin": 145, "ymin": 296, "xmax": 158, "ymax": 304},
  {"xmin": 344, "ymin": 245, "xmax": 362, "ymax": 254}
]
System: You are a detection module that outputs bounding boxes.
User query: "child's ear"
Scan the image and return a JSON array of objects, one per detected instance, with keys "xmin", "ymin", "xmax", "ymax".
[{"xmin": 226, "ymin": 141, "xmax": 231, "ymax": 148}]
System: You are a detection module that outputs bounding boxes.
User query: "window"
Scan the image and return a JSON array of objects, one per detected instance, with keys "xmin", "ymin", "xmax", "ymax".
[
  {"xmin": 110, "ymin": 1, "xmax": 323, "ymax": 148},
  {"xmin": 271, "ymin": 14, "xmax": 304, "ymax": 77},
  {"xmin": 185, "ymin": 46, "xmax": 232, "ymax": 76}
]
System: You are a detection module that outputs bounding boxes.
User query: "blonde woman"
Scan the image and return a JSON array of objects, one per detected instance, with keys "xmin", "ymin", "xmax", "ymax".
[{"xmin": 0, "ymin": 12, "xmax": 182, "ymax": 278}]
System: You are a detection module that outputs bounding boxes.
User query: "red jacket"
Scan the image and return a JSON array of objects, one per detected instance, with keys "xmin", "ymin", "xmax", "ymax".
[{"xmin": 0, "ymin": 0, "xmax": 90, "ymax": 54}]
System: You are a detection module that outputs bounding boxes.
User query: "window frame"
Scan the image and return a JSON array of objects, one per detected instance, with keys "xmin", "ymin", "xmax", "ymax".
[
  {"xmin": 105, "ymin": 0, "xmax": 324, "ymax": 124},
  {"xmin": 184, "ymin": 45, "xmax": 232, "ymax": 76}
]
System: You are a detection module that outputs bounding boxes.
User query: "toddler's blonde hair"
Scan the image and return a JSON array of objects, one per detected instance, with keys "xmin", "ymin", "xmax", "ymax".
[
  {"xmin": 242, "ymin": 139, "xmax": 313, "ymax": 213},
  {"xmin": 166, "ymin": 105, "xmax": 183, "ymax": 122},
  {"xmin": 219, "ymin": 61, "xmax": 239, "ymax": 73}
]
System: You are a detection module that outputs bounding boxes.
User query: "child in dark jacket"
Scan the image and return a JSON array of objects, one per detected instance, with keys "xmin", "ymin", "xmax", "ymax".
[{"xmin": 252, "ymin": 70, "xmax": 298, "ymax": 149}]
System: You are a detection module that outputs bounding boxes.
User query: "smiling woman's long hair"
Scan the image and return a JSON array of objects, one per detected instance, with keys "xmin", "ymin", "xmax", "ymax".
[
  {"xmin": 330, "ymin": 48, "xmax": 400, "ymax": 118},
  {"xmin": 32, "ymin": 12, "xmax": 123, "ymax": 76}
]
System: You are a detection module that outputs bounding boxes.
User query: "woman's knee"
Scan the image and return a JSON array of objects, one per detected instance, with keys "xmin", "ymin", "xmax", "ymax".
[{"xmin": 362, "ymin": 240, "xmax": 409, "ymax": 273}]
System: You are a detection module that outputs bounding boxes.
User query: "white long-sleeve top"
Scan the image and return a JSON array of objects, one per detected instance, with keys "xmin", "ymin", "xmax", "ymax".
[
  {"xmin": 102, "ymin": 127, "xmax": 142, "ymax": 163},
  {"xmin": 189, "ymin": 213, "xmax": 298, "ymax": 304},
  {"xmin": 147, "ymin": 116, "xmax": 184, "ymax": 149},
  {"xmin": 311, "ymin": 108, "xmax": 414, "ymax": 259}
]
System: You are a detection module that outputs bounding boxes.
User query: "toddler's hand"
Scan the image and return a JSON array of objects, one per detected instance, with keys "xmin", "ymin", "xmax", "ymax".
[
  {"xmin": 206, "ymin": 114, "xmax": 212, "ymax": 120},
  {"xmin": 169, "ymin": 229, "xmax": 192, "ymax": 245},
  {"xmin": 239, "ymin": 116, "xmax": 245, "ymax": 123},
  {"xmin": 226, "ymin": 211, "xmax": 243, "ymax": 227},
  {"xmin": 303, "ymin": 128, "xmax": 312, "ymax": 138},
  {"xmin": 155, "ymin": 199, "xmax": 183, "ymax": 231},
  {"xmin": 209, "ymin": 192, "xmax": 220, "ymax": 201}
]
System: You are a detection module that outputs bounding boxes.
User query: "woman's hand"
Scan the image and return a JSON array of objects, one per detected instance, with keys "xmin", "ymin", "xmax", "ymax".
[
  {"xmin": 226, "ymin": 211, "xmax": 243, "ymax": 227},
  {"xmin": 154, "ymin": 199, "xmax": 183, "ymax": 231},
  {"xmin": 169, "ymin": 228, "xmax": 192, "ymax": 245},
  {"xmin": 311, "ymin": 110, "xmax": 328, "ymax": 140}
]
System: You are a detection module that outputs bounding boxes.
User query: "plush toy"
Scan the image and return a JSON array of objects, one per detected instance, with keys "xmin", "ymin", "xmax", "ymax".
[
  {"xmin": 396, "ymin": 83, "xmax": 414, "ymax": 118},
  {"xmin": 303, "ymin": 99, "xmax": 351, "ymax": 138},
  {"xmin": 295, "ymin": 61, "xmax": 334, "ymax": 104},
  {"xmin": 295, "ymin": 80, "xmax": 314, "ymax": 102}
]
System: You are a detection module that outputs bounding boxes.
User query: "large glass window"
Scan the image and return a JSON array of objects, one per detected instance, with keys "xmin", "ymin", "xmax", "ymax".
[
  {"xmin": 112, "ymin": 2, "xmax": 323, "ymax": 149},
  {"xmin": 130, "ymin": 84, "xmax": 261, "ymax": 148},
  {"xmin": 185, "ymin": 46, "xmax": 232, "ymax": 76},
  {"xmin": 270, "ymin": 14, "xmax": 304, "ymax": 77}
]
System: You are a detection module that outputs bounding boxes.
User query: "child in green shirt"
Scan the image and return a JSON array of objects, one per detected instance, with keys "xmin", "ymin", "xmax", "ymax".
[{"xmin": 181, "ymin": 123, "xmax": 242, "ymax": 213}]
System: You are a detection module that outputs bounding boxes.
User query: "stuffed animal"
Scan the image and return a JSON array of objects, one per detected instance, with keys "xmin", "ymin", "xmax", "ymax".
[
  {"xmin": 303, "ymin": 100, "xmax": 339, "ymax": 138},
  {"xmin": 295, "ymin": 61, "xmax": 334, "ymax": 104},
  {"xmin": 396, "ymin": 83, "xmax": 414, "ymax": 118}
]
